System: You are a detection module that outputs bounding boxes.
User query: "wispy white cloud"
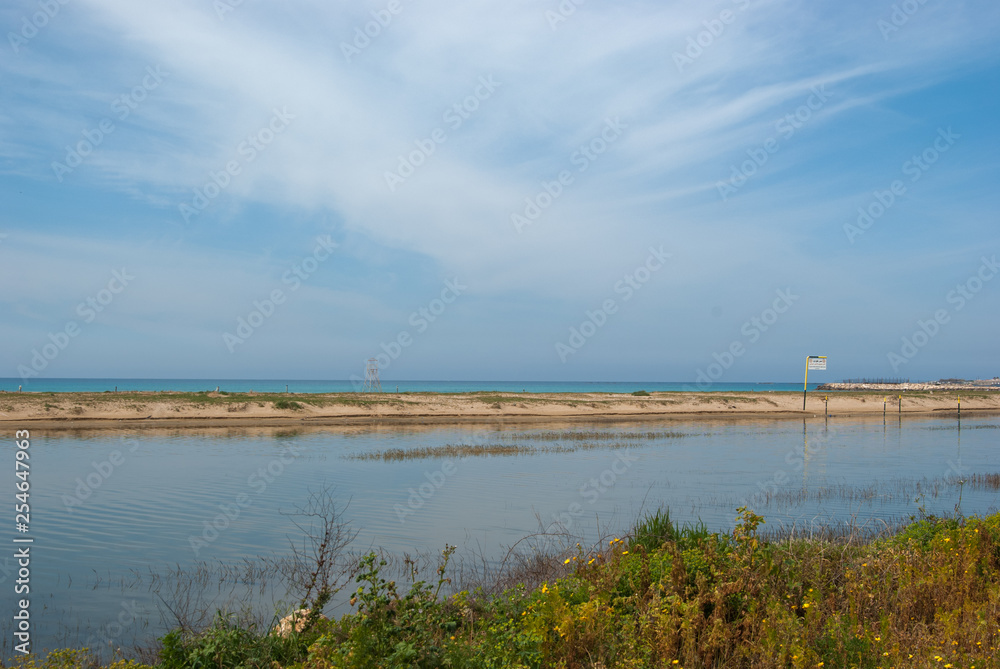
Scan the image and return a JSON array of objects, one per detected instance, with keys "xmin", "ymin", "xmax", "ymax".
[{"xmin": 2, "ymin": 0, "xmax": 998, "ymax": 379}]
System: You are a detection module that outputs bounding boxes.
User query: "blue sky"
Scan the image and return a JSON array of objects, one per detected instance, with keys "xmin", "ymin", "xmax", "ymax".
[{"xmin": 1, "ymin": 0, "xmax": 998, "ymax": 384}]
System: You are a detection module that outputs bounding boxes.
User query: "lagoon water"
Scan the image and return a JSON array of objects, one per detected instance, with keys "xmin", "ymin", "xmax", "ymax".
[{"xmin": 3, "ymin": 414, "xmax": 998, "ymax": 657}]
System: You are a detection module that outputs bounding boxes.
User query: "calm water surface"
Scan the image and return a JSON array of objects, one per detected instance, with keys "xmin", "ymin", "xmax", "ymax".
[{"xmin": 3, "ymin": 415, "xmax": 998, "ymax": 656}]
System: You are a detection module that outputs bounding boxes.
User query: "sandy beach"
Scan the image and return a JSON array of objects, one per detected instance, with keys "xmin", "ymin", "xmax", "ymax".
[{"xmin": 0, "ymin": 389, "xmax": 996, "ymax": 429}]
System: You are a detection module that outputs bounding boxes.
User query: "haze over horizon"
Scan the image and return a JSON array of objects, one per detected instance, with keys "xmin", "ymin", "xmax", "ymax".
[{"xmin": 2, "ymin": 0, "xmax": 998, "ymax": 385}]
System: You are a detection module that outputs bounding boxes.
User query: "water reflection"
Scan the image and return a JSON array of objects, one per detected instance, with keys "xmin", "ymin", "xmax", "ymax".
[{"xmin": 3, "ymin": 414, "xmax": 999, "ymax": 656}]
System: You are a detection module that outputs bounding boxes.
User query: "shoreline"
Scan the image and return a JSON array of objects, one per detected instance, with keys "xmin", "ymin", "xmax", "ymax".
[
  {"xmin": 1, "ymin": 389, "xmax": 996, "ymax": 430},
  {"xmin": 818, "ymin": 381, "xmax": 1000, "ymax": 392}
]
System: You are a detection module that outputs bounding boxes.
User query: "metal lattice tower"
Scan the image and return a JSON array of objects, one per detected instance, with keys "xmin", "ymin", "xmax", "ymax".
[{"xmin": 361, "ymin": 357, "xmax": 382, "ymax": 393}]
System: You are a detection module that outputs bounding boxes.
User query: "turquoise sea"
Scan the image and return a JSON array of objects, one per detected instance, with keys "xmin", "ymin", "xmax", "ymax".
[{"xmin": 0, "ymin": 378, "xmax": 819, "ymax": 394}]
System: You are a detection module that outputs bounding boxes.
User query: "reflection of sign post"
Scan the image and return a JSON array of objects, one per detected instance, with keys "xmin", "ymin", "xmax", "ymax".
[{"xmin": 803, "ymin": 355, "xmax": 827, "ymax": 410}]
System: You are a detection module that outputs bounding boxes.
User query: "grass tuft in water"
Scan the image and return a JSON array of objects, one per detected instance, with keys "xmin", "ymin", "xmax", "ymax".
[
  {"xmin": 348, "ymin": 439, "xmax": 653, "ymax": 461},
  {"xmin": 497, "ymin": 429, "xmax": 685, "ymax": 442}
]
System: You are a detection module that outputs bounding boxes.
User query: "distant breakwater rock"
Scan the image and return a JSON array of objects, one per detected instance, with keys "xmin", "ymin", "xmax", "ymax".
[{"xmin": 817, "ymin": 381, "xmax": 1000, "ymax": 392}]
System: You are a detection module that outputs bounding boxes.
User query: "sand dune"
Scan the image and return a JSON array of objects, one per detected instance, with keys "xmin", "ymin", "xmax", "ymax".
[{"xmin": 0, "ymin": 389, "xmax": 995, "ymax": 429}]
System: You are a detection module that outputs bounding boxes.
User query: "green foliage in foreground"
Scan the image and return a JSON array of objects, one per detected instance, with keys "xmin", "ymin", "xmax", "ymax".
[{"xmin": 11, "ymin": 511, "xmax": 1000, "ymax": 668}]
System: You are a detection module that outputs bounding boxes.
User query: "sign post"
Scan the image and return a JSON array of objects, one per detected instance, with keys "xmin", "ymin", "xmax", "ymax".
[{"xmin": 803, "ymin": 355, "xmax": 827, "ymax": 410}]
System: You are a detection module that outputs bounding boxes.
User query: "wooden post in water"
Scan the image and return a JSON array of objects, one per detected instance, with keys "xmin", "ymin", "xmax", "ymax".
[{"xmin": 898, "ymin": 394, "xmax": 902, "ymax": 414}]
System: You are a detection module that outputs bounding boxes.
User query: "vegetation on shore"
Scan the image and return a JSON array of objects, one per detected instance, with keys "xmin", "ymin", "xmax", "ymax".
[
  {"xmin": 348, "ymin": 431, "xmax": 686, "ymax": 461},
  {"xmin": 2, "ymin": 389, "xmax": 999, "ymax": 423},
  {"xmin": 8, "ymin": 507, "xmax": 1000, "ymax": 668}
]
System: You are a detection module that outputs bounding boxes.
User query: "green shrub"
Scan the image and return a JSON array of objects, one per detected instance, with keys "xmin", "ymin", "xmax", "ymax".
[
  {"xmin": 158, "ymin": 613, "xmax": 312, "ymax": 669},
  {"xmin": 4, "ymin": 649, "xmax": 153, "ymax": 669},
  {"xmin": 631, "ymin": 508, "xmax": 676, "ymax": 552},
  {"xmin": 33, "ymin": 511, "xmax": 1000, "ymax": 669}
]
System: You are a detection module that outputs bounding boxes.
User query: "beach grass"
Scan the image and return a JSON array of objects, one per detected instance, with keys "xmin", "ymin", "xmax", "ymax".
[
  {"xmin": 14, "ymin": 509, "xmax": 1000, "ymax": 668},
  {"xmin": 496, "ymin": 429, "xmax": 687, "ymax": 441},
  {"xmin": 346, "ymin": 437, "xmax": 665, "ymax": 461}
]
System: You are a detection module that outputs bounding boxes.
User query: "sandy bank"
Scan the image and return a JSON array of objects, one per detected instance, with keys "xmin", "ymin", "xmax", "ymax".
[{"xmin": 0, "ymin": 389, "xmax": 996, "ymax": 430}]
